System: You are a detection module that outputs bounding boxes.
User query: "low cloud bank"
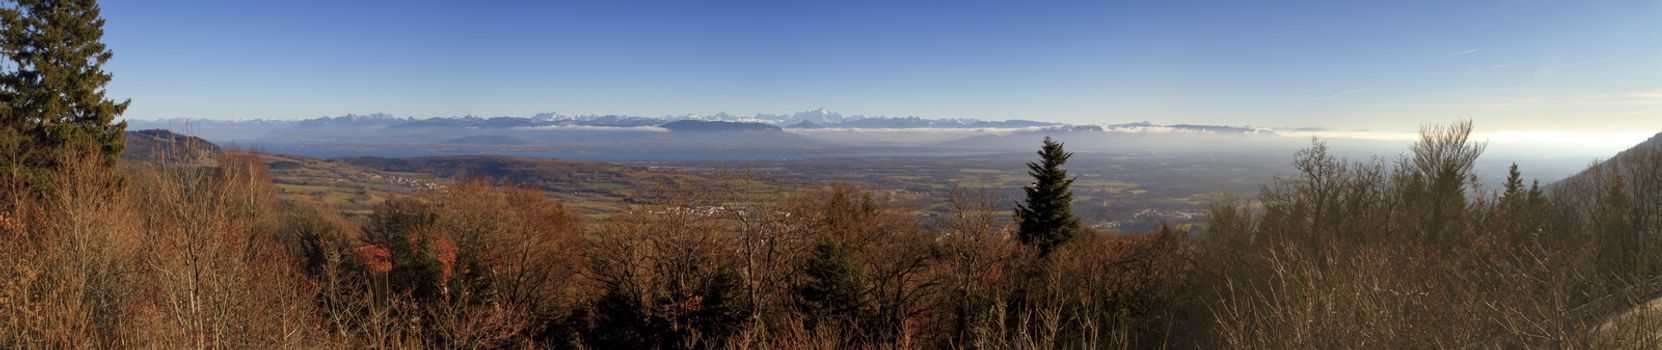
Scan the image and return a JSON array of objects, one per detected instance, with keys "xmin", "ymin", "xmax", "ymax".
[{"xmin": 512, "ymin": 125, "xmax": 670, "ymax": 133}]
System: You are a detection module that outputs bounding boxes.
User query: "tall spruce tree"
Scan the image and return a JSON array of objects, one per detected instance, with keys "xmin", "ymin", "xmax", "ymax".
[
  {"xmin": 1015, "ymin": 136, "xmax": 1081, "ymax": 256},
  {"xmin": 0, "ymin": 0, "xmax": 129, "ymax": 190},
  {"xmin": 799, "ymin": 238, "xmax": 864, "ymax": 331},
  {"xmin": 1501, "ymin": 163, "xmax": 1525, "ymax": 202}
]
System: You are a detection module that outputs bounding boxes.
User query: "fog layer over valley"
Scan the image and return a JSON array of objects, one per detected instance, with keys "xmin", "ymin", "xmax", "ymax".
[{"xmin": 129, "ymin": 110, "xmax": 1616, "ymax": 182}]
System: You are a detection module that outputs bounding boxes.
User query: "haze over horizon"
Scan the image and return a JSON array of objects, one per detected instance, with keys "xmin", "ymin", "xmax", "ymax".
[{"xmin": 101, "ymin": 0, "xmax": 1660, "ymax": 138}]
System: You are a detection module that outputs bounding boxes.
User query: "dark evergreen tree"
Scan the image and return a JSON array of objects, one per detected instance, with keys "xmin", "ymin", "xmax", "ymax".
[
  {"xmin": 799, "ymin": 238, "xmax": 864, "ymax": 332},
  {"xmin": 280, "ymin": 203, "xmax": 344, "ymax": 278},
  {"xmin": 1015, "ymin": 136, "xmax": 1082, "ymax": 256},
  {"xmin": 1496, "ymin": 163, "xmax": 1543, "ymax": 242},
  {"xmin": 1501, "ymin": 163, "xmax": 1525, "ymax": 202},
  {"xmin": 363, "ymin": 199, "xmax": 446, "ymax": 301},
  {"xmin": 0, "ymin": 0, "xmax": 129, "ymax": 191},
  {"xmin": 589, "ymin": 249, "xmax": 750, "ymax": 349},
  {"xmin": 1593, "ymin": 175, "xmax": 1641, "ymax": 277},
  {"xmin": 1526, "ymin": 179, "xmax": 1545, "ymax": 209}
]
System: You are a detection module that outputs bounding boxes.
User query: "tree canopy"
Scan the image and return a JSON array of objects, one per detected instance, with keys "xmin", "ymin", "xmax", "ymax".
[
  {"xmin": 1014, "ymin": 136, "xmax": 1082, "ymax": 256},
  {"xmin": 0, "ymin": 0, "xmax": 128, "ymax": 191}
]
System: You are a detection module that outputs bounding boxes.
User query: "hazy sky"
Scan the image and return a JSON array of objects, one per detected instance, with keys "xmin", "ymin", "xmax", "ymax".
[{"xmin": 102, "ymin": 0, "xmax": 1661, "ymax": 134}]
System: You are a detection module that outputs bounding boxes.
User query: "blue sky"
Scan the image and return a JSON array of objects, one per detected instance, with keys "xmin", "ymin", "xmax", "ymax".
[{"xmin": 101, "ymin": 0, "xmax": 1661, "ymax": 134}]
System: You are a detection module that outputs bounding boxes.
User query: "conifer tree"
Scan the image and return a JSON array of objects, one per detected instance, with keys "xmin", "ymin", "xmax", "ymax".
[
  {"xmin": 799, "ymin": 238, "xmax": 864, "ymax": 331},
  {"xmin": 1015, "ymin": 136, "xmax": 1081, "ymax": 256},
  {"xmin": 1502, "ymin": 163, "xmax": 1525, "ymax": 202},
  {"xmin": 363, "ymin": 199, "xmax": 446, "ymax": 301},
  {"xmin": 1526, "ymin": 179, "xmax": 1544, "ymax": 208},
  {"xmin": 0, "ymin": 0, "xmax": 129, "ymax": 190},
  {"xmin": 1497, "ymin": 163, "xmax": 1541, "ymax": 241}
]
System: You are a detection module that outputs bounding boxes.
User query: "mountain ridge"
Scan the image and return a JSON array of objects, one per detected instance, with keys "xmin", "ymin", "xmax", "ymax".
[{"xmin": 129, "ymin": 109, "xmax": 1066, "ymax": 130}]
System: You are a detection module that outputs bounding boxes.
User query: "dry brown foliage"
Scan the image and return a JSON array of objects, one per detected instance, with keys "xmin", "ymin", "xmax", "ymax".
[{"xmin": 6, "ymin": 122, "xmax": 1661, "ymax": 349}]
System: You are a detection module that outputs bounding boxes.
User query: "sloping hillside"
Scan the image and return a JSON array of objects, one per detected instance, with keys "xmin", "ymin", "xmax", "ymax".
[
  {"xmin": 1542, "ymin": 131, "xmax": 1662, "ymax": 341},
  {"xmin": 120, "ymin": 129, "xmax": 444, "ymax": 215},
  {"xmin": 1555, "ymin": 132, "xmax": 1662, "ymax": 180},
  {"xmin": 122, "ymin": 129, "xmax": 222, "ymax": 163},
  {"xmin": 1542, "ymin": 131, "xmax": 1662, "ymax": 213}
]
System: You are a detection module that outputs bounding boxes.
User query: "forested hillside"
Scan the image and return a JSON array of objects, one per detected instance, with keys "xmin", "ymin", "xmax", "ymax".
[{"xmin": 120, "ymin": 129, "xmax": 219, "ymax": 163}]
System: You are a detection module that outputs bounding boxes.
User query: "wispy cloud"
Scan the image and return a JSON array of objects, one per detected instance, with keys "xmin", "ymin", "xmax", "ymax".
[
  {"xmin": 1594, "ymin": 91, "xmax": 1662, "ymax": 107},
  {"xmin": 1426, "ymin": 86, "xmax": 1533, "ymax": 97},
  {"xmin": 1527, "ymin": 90, "xmax": 1662, "ymax": 107},
  {"xmin": 1458, "ymin": 62, "xmax": 1524, "ymax": 77},
  {"xmin": 514, "ymin": 125, "xmax": 670, "ymax": 132},
  {"xmin": 1602, "ymin": 109, "xmax": 1650, "ymax": 119},
  {"xmin": 1562, "ymin": 57, "xmax": 1614, "ymax": 68},
  {"xmin": 1466, "ymin": 89, "xmax": 1662, "ymax": 112},
  {"xmin": 1447, "ymin": 49, "xmax": 1479, "ymax": 57},
  {"xmin": 1324, "ymin": 85, "xmax": 1391, "ymax": 99}
]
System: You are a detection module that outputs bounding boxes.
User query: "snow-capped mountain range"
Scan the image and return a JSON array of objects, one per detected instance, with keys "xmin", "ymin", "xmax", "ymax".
[
  {"xmin": 526, "ymin": 108, "xmax": 1061, "ymax": 129},
  {"xmin": 130, "ymin": 109, "xmax": 1067, "ymax": 130},
  {"xmin": 126, "ymin": 109, "xmax": 1278, "ymax": 137}
]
